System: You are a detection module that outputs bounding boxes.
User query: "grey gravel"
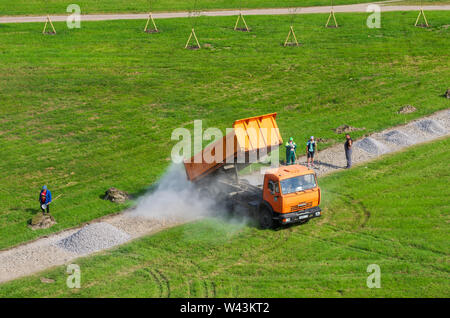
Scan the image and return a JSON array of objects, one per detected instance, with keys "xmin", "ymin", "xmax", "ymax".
[
  {"xmin": 56, "ymin": 222, "xmax": 130, "ymax": 255},
  {"xmin": 355, "ymin": 137, "xmax": 389, "ymax": 155},
  {"xmin": 383, "ymin": 130, "xmax": 413, "ymax": 146}
]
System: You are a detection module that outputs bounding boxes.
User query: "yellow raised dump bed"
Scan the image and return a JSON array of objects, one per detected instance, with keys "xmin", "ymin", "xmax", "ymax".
[{"xmin": 184, "ymin": 113, "xmax": 283, "ymax": 182}]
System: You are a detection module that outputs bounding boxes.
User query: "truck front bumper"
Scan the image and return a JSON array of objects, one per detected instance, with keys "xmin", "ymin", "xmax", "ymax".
[{"xmin": 274, "ymin": 206, "xmax": 322, "ymax": 224}]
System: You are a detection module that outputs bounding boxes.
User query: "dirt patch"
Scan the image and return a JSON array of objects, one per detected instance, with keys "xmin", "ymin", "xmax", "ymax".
[
  {"xmin": 316, "ymin": 138, "xmax": 331, "ymax": 143},
  {"xmin": 415, "ymin": 24, "xmax": 430, "ymax": 28},
  {"xmin": 186, "ymin": 45, "xmax": 200, "ymax": 50},
  {"xmin": 283, "ymin": 42, "xmax": 301, "ymax": 47},
  {"xmin": 398, "ymin": 105, "xmax": 417, "ymax": 114},
  {"xmin": 334, "ymin": 125, "xmax": 364, "ymax": 134},
  {"xmin": 28, "ymin": 214, "xmax": 56, "ymax": 230},
  {"xmin": 40, "ymin": 277, "xmax": 55, "ymax": 284},
  {"xmin": 104, "ymin": 188, "xmax": 130, "ymax": 204},
  {"xmin": 144, "ymin": 29, "xmax": 159, "ymax": 34},
  {"xmin": 284, "ymin": 104, "xmax": 299, "ymax": 110}
]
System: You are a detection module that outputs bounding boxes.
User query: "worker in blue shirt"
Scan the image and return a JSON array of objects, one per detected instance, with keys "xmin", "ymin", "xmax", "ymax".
[{"xmin": 39, "ymin": 185, "xmax": 52, "ymax": 214}]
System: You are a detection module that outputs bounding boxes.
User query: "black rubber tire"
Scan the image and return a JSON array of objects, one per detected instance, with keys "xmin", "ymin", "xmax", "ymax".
[{"xmin": 259, "ymin": 207, "xmax": 274, "ymax": 229}]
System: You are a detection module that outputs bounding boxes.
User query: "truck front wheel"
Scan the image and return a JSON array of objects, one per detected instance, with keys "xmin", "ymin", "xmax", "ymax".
[{"xmin": 259, "ymin": 207, "xmax": 274, "ymax": 229}]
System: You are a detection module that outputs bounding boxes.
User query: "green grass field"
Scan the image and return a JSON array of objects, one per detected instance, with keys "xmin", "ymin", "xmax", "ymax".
[
  {"xmin": 0, "ymin": 11, "xmax": 449, "ymax": 250},
  {"xmin": 0, "ymin": 0, "xmax": 392, "ymax": 16},
  {"xmin": 1, "ymin": 137, "xmax": 448, "ymax": 297}
]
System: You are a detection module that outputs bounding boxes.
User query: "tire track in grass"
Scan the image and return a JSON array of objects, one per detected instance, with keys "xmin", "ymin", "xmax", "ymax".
[
  {"xmin": 300, "ymin": 220, "xmax": 450, "ymax": 274},
  {"xmin": 325, "ymin": 190, "xmax": 371, "ymax": 228},
  {"xmin": 144, "ymin": 267, "xmax": 170, "ymax": 297},
  {"xmin": 141, "ymin": 239, "xmax": 212, "ymax": 297},
  {"xmin": 154, "ymin": 268, "xmax": 171, "ymax": 298},
  {"xmin": 323, "ymin": 190, "xmax": 448, "ymax": 261}
]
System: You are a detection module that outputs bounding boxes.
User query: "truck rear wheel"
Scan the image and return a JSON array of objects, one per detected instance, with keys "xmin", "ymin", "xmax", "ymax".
[{"xmin": 259, "ymin": 207, "xmax": 274, "ymax": 229}]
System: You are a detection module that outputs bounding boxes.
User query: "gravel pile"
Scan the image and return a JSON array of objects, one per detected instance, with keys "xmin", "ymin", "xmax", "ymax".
[
  {"xmin": 415, "ymin": 119, "xmax": 446, "ymax": 135},
  {"xmin": 383, "ymin": 130, "xmax": 412, "ymax": 146},
  {"xmin": 355, "ymin": 137, "xmax": 389, "ymax": 155},
  {"xmin": 56, "ymin": 222, "xmax": 130, "ymax": 255}
]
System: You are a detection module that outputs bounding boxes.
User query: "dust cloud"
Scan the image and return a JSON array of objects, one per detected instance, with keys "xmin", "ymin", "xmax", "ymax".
[{"xmin": 130, "ymin": 164, "xmax": 218, "ymax": 221}]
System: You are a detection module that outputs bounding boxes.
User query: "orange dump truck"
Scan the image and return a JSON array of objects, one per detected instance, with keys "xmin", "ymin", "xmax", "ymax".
[{"xmin": 184, "ymin": 113, "xmax": 321, "ymax": 228}]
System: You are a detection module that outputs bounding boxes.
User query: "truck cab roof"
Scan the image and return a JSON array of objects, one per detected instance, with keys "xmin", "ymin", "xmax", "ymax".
[{"xmin": 265, "ymin": 164, "xmax": 315, "ymax": 181}]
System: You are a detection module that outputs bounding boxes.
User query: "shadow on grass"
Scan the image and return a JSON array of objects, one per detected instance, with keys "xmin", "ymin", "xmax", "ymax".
[{"xmin": 25, "ymin": 208, "xmax": 40, "ymax": 215}]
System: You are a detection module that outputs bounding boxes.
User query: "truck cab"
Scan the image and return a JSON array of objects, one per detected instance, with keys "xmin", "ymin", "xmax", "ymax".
[{"xmin": 259, "ymin": 165, "xmax": 322, "ymax": 228}]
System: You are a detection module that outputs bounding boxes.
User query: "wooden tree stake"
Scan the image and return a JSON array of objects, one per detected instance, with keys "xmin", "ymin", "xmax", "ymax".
[
  {"xmin": 284, "ymin": 26, "xmax": 299, "ymax": 47},
  {"xmin": 43, "ymin": 15, "xmax": 56, "ymax": 34},
  {"xmin": 415, "ymin": 8, "xmax": 429, "ymax": 27},
  {"xmin": 185, "ymin": 28, "xmax": 201, "ymax": 49},
  {"xmin": 234, "ymin": 13, "xmax": 250, "ymax": 31},
  {"xmin": 144, "ymin": 12, "xmax": 159, "ymax": 33},
  {"xmin": 325, "ymin": 9, "xmax": 338, "ymax": 28}
]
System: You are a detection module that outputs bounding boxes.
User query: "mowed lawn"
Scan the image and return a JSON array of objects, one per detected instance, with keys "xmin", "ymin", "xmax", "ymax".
[
  {"xmin": 0, "ymin": 138, "xmax": 448, "ymax": 297},
  {"xmin": 0, "ymin": 12, "xmax": 449, "ymax": 249},
  {"xmin": 2, "ymin": 0, "xmax": 391, "ymax": 16}
]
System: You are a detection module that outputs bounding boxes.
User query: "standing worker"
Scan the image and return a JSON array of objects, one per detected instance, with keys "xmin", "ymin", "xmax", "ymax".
[
  {"xmin": 344, "ymin": 134, "xmax": 353, "ymax": 168},
  {"xmin": 285, "ymin": 137, "xmax": 297, "ymax": 165},
  {"xmin": 39, "ymin": 185, "xmax": 52, "ymax": 215},
  {"xmin": 306, "ymin": 136, "xmax": 316, "ymax": 168}
]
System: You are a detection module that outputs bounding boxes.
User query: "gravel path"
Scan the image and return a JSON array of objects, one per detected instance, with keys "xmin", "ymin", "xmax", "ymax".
[
  {"xmin": 1, "ymin": 3, "xmax": 449, "ymax": 23},
  {"xmin": 0, "ymin": 109, "xmax": 449, "ymax": 284},
  {"xmin": 0, "ymin": 212, "xmax": 192, "ymax": 284}
]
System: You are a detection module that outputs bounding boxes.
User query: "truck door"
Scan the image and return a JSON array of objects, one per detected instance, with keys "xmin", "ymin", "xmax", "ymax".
[{"xmin": 263, "ymin": 176, "xmax": 282, "ymax": 213}]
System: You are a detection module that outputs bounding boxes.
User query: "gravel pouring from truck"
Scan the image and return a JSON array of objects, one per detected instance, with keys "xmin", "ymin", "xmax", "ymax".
[{"xmin": 183, "ymin": 113, "xmax": 321, "ymax": 228}]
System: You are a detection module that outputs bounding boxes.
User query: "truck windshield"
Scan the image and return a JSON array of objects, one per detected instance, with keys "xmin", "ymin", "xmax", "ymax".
[{"xmin": 280, "ymin": 174, "xmax": 316, "ymax": 194}]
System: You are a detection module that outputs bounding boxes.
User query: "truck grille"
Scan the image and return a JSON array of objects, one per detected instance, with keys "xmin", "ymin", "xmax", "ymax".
[{"xmin": 291, "ymin": 202, "xmax": 312, "ymax": 212}]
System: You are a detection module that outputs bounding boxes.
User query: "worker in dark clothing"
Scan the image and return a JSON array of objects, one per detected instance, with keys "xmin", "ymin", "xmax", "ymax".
[
  {"xmin": 39, "ymin": 185, "xmax": 52, "ymax": 214},
  {"xmin": 285, "ymin": 137, "xmax": 297, "ymax": 165},
  {"xmin": 306, "ymin": 136, "xmax": 316, "ymax": 168},
  {"xmin": 344, "ymin": 134, "xmax": 353, "ymax": 168}
]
